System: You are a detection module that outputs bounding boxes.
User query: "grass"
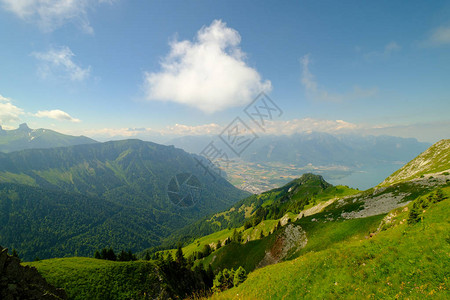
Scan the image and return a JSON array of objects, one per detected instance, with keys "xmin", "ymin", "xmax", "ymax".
[
  {"xmin": 380, "ymin": 139, "xmax": 450, "ymax": 186},
  {"xmin": 202, "ymin": 233, "xmax": 278, "ymax": 273},
  {"xmin": 301, "ymin": 185, "xmax": 360, "ymax": 210},
  {"xmin": 290, "ymin": 214, "xmax": 385, "ymax": 259},
  {"xmin": 26, "ymin": 257, "xmax": 158, "ymax": 299},
  {"xmin": 213, "ymin": 191, "xmax": 450, "ymax": 299}
]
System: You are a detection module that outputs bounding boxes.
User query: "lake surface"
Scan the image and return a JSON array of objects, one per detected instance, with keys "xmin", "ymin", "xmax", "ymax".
[{"xmin": 326, "ymin": 163, "xmax": 405, "ymax": 190}]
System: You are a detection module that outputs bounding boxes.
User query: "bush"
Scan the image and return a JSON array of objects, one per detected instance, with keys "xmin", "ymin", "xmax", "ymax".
[
  {"xmin": 213, "ymin": 268, "xmax": 235, "ymax": 292},
  {"xmin": 233, "ymin": 266, "xmax": 247, "ymax": 287},
  {"xmin": 434, "ymin": 189, "xmax": 445, "ymax": 202}
]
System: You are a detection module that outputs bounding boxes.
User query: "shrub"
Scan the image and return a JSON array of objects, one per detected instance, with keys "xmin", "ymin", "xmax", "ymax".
[{"xmin": 233, "ymin": 266, "xmax": 247, "ymax": 287}]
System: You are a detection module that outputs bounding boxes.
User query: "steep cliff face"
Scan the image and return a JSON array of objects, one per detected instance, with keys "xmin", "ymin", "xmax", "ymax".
[{"xmin": 0, "ymin": 246, "xmax": 66, "ymax": 299}]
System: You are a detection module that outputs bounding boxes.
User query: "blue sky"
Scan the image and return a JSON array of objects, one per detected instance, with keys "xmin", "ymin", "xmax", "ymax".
[{"xmin": 0, "ymin": 0, "xmax": 449, "ymax": 142}]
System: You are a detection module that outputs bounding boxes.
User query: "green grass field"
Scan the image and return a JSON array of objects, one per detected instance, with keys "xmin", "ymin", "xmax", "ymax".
[
  {"xmin": 26, "ymin": 258, "xmax": 157, "ymax": 299},
  {"xmin": 213, "ymin": 191, "xmax": 450, "ymax": 299}
]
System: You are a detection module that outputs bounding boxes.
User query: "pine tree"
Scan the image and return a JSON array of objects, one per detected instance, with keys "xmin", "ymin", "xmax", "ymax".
[
  {"xmin": 94, "ymin": 250, "xmax": 101, "ymax": 259},
  {"xmin": 206, "ymin": 264, "xmax": 214, "ymax": 287},
  {"xmin": 276, "ymin": 220, "xmax": 281, "ymax": 229},
  {"xmin": 212, "ymin": 270, "xmax": 224, "ymax": 293},
  {"xmin": 128, "ymin": 250, "xmax": 137, "ymax": 261},
  {"xmin": 201, "ymin": 244, "xmax": 212, "ymax": 257},
  {"xmin": 175, "ymin": 244, "xmax": 186, "ymax": 267},
  {"xmin": 118, "ymin": 250, "xmax": 127, "ymax": 261},
  {"xmin": 408, "ymin": 203, "xmax": 421, "ymax": 225},
  {"xmin": 145, "ymin": 251, "xmax": 151, "ymax": 261},
  {"xmin": 232, "ymin": 229, "xmax": 242, "ymax": 243},
  {"xmin": 106, "ymin": 247, "xmax": 116, "ymax": 261},
  {"xmin": 101, "ymin": 248, "xmax": 108, "ymax": 260},
  {"xmin": 233, "ymin": 266, "xmax": 247, "ymax": 287}
]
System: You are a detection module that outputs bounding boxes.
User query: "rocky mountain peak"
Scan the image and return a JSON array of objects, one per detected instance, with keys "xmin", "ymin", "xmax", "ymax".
[{"xmin": 18, "ymin": 123, "xmax": 31, "ymax": 131}]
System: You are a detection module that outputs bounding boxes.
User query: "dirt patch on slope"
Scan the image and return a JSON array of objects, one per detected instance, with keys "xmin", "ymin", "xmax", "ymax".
[{"xmin": 257, "ymin": 224, "xmax": 307, "ymax": 269}]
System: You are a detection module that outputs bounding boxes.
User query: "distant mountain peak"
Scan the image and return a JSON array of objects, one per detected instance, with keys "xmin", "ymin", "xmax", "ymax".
[
  {"xmin": 0, "ymin": 124, "xmax": 97, "ymax": 153},
  {"xmin": 18, "ymin": 123, "xmax": 31, "ymax": 131}
]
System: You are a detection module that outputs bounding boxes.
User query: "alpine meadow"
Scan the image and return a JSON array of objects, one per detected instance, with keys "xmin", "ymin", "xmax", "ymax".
[{"xmin": 0, "ymin": 1, "xmax": 449, "ymax": 299}]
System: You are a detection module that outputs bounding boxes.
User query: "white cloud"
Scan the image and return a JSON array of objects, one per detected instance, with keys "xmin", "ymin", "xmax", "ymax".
[
  {"xmin": 34, "ymin": 109, "xmax": 81, "ymax": 122},
  {"xmin": 363, "ymin": 41, "xmax": 401, "ymax": 61},
  {"xmin": 264, "ymin": 118, "xmax": 359, "ymax": 135},
  {"xmin": 362, "ymin": 121, "xmax": 450, "ymax": 143},
  {"xmin": 423, "ymin": 26, "xmax": 450, "ymax": 47},
  {"xmin": 83, "ymin": 127, "xmax": 155, "ymax": 138},
  {"xmin": 83, "ymin": 123, "xmax": 221, "ymax": 139},
  {"xmin": 384, "ymin": 41, "xmax": 401, "ymax": 53},
  {"xmin": 300, "ymin": 54, "xmax": 377, "ymax": 102},
  {"xmin": 0, "ymin": 0, "xmax": 113, "ymax": 33},
  {"xmin": 83, "ymin": 119, "xmax": 358, "ymax": 140},
  {"xmin": 143, "ymin": 19, "xmax": 271, "ymax": 113},
  {"xmin": 166, "ymin": 123, "xmax": 221, "ymax": 136},
  {"xmin": 76, "ymin": 118, "xmax": 447, "ymax": 144},
  {"xmin": 32, "ymin": 46, "xmax": 91, "ymax": 81},
  {"xmin": 0, "ymin": 94, "xmax": 24, "ymax": 124}
]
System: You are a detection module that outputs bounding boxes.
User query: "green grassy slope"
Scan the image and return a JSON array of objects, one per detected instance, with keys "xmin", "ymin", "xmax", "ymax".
[
  {"xmin": 0, "ymin": 140, "xmax": 249, "ymax": 259},
  {"xmin": 380, "ymin": 139, "xmax": 450, "ymax": 186},
  {"xmin": 26, "ymin": 257, "xmax": 210, "ymax": 299},
  {"xmin": 214, "ymin": 187, "xmax": 450, "ymax": 299},
  {"xmin": 163, "ymin": 174, "xmax": 359, "ymax": 248},
  {"xmin": 196, "ymin": 210, "xmax": 384, "ymax": 274}
]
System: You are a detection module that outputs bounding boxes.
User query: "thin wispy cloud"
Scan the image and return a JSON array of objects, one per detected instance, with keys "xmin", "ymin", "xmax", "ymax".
[
  {"xmin": 83, "ymin": 123, "xmax": 221, "ymax": 139},
  {"xmin": 79, "ymin": 118, "xmax": 446, "ymax": 143},
  {"xmin": 265, "ymin": 118, "xmax": 359, "ymax": 135},
  {"xmin": 422, "ymin": 26, "xmax": 450, "ymax": 47},
  {"xmin": 0, "ymin": 94, "xmax": 24, "ymax": 124},
  {"xmin": 0, "ymin": 0, "xmax": 113, "ymax": 33},
  {"xmin": 300, "ymin": 54, "xmax": 377, "ymax": 102},
  {"xmin": 143, "ymin": 19, "xmax": 271, "ymax": 113},
  {"xmin": 363, "ymin": 41, "xmax": 401, "ymax": 61},
  {"xmin": 34, "ymin": 109, "xmax": 81, "ymax": 123},
  {"xmin": 32, "ymin": 46, "xmax": 91, "ymax": 81}
]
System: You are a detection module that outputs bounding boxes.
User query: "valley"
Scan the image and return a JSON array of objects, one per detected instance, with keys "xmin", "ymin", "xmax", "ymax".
[
  {"xmin": 1, "ymin": 139, "xmax": 446, "ymax": 299},
  {"xmin": 1, "ymin": 3, "xmax": 448, "ymax": 299}
]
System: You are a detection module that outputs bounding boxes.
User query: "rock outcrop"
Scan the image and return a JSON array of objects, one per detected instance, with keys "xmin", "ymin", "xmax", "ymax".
[{"xmin": 0, "ymin": 246, "xmax": 67, "ymax": 299}]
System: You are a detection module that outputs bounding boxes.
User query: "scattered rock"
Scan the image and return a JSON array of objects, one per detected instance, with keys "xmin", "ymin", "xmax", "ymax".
[
  {"xmin": 341, "ymin": 192, "xmax": 411, "ymax": 219},
  {"xmin": 280, "ymin": 214, "xmax": 291, "ymax": 226},
  {"xmin": 257, "ymin": 224, "xmax": 308, "ymax": 269}
]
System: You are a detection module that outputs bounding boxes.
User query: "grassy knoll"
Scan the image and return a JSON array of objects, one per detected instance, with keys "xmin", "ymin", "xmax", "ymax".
[{"xmin": 213, "ymin": 189, "xmax": 450, "ymax": 299}]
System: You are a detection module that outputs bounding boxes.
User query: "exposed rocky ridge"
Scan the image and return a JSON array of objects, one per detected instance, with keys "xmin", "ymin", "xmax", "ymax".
[{"xmin": 0, "ymin": 246, "xmax": 66, "ymax": 299}]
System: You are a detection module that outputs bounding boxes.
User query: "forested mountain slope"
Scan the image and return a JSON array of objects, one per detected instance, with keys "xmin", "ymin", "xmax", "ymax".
[{"xmin": 0, "ymin": 140, "xmax": 249, "ymax": 260}]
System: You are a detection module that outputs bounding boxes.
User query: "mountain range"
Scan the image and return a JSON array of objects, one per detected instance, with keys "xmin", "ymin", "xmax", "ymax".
[
  {"xmin": 0, "ymin": 123, "xmax": 97, "ymax": 153},
  {"xmin": 18, "ymin": 139, "xmax": 449, "ymax": 299},
  {"xmin": 168, "ymin": 132, "xmax": 430, "ymax": 167},
  {"xmin": 0, "ymin": 139, "xmax": 249, "ymax": 260},
  {"xmin": 168, "ymin": 132, "xmax": 431, "ymax": 190}
]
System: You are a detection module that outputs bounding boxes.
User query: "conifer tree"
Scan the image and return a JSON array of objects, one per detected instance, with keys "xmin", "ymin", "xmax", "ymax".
[
  {"xmin": 175, "ymin": 244, "xmax": 186, "ymax": 267},
  {"xmin": 234, "ymin": 266, "xmax": 247, "ymax": 287}
]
